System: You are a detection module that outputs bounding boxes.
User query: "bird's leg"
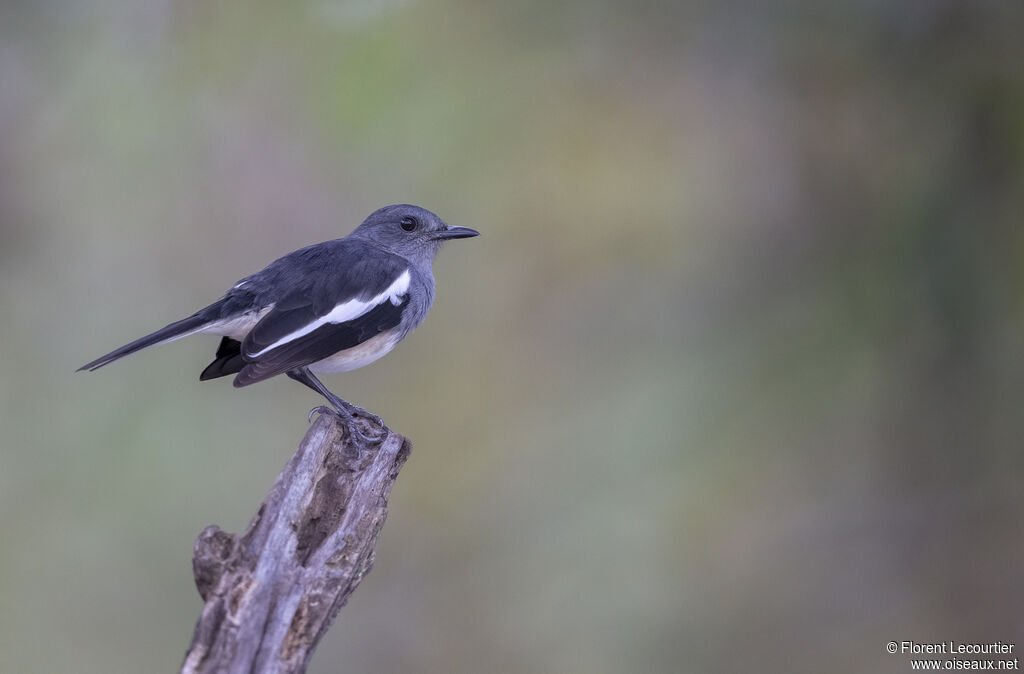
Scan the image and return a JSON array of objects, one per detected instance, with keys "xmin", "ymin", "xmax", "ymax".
[
  {"xmin": 286, "ymin": 367, "xmax": 355, "ymax": 420},
  {"xmin": 286, "ymin": 368, "xmax": 384, "ymax": 431}
]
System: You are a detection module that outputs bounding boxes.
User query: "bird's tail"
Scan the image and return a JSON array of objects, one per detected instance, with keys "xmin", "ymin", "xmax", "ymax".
[{"xmin": 77, "ymin": 312, "xmax": 213, "ymax": 372}]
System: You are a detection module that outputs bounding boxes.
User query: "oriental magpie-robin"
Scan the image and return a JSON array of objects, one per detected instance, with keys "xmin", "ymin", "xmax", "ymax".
[{"xmin": 79, "ymin": 204, "xmax": 478, "ymax": 428}]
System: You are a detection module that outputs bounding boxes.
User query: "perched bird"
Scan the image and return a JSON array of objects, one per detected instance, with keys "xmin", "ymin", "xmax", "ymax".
[{"xmin": 78, "ymin": 204, "xmax": 479, "ymax": 428}]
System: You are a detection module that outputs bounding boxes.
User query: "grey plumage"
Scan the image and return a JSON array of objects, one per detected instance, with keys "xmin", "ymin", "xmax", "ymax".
[{"xmin": 79, "ymin": 204, "xmax": 478, "ymax": 420}]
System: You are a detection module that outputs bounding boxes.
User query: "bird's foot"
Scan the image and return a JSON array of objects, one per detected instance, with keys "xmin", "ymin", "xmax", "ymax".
[
  {"xmin": 345, "ymin": 404, "xmax": 384, "ymax": 429},
  {"xmin": 308, "ymin": 404, "xmax": 386, "ymax": 443},
  {"xmin": 308, "ymin": 405, "xmax": 339, "ymax": 424}
]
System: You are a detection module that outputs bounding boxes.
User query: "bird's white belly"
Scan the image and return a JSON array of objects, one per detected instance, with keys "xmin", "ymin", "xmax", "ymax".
[{"xmin": 308, "ymin": 331, "xmax": 402, "ymax": 374}]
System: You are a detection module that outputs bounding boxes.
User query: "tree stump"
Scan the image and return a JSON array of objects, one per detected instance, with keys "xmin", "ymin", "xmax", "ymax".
[{"xmin": 181, "ymin": 412, "xmax": 412, "ymax": 674}]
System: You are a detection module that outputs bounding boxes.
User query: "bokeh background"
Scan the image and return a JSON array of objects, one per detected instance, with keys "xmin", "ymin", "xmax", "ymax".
[{"xmin": 2, "ymin": 2, "xmax": 1023, "ymax": 672}]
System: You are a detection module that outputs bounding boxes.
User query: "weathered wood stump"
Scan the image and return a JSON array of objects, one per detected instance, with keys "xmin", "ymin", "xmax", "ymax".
[{"xmin": 181, "ymin": 412, "xmax": 411, "ymax": 674}]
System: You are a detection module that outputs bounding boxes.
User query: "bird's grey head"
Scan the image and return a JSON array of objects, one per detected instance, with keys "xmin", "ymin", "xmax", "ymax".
[{"xmin": 350, "ymin": 204, "xmax": 478, "ymax": 265}]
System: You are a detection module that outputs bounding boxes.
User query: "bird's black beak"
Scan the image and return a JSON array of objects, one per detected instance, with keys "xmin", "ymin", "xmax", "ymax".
[{"xmin": 435, "ymin": 226, "xmax": 480, "ymax": 240}]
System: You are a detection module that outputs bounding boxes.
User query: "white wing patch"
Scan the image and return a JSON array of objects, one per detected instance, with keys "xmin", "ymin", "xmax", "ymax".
[{"xmin": 246, "ymin": 269, "xmax": 411, "ymax": 358}]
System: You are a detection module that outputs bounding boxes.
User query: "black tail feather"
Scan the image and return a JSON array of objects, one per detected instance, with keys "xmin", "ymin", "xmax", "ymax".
[
  {"xmin": 77, "ymin": 313, "xmax": 211, "ymax": 372},
  {"xmin": 199, "ymin": 337, "xmax": 245, "ymax": 380}
]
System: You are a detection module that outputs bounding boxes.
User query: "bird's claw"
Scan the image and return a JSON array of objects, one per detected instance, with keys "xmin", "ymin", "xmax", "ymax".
[
  {"xmin": 351, "ymin": 408, "xmax": 384, "ymax": 428},
  {"xmin": 307, "ymin": 404, "xmax": 386, "ymax": 443},
  {"xmin": 307, "ymin": 405, "xmax": 337, "ymax": 423},
  {"xmin": 347, "ymin": 414, "xmax": 387, "ymax": 443}
]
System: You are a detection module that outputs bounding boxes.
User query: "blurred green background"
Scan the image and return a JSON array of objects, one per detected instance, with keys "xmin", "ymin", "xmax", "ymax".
[{"xmin": 2, "ymin": 2, "xmax": 1023, "ymax": 673}]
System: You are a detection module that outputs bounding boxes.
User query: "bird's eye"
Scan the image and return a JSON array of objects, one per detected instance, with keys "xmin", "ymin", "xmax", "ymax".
[{"xmin": 400, "ymin": 217, "xmax": 418, "ymax": 232}]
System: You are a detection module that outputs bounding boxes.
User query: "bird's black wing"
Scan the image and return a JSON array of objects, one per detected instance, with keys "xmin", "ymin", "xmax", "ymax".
[{"xmin": 233, "ymin": 250, "xmax": 412, "ymax": 387}]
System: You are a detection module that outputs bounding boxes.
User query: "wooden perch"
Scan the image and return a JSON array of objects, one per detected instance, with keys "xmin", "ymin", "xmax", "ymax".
[{"xmin": 181, "ymin": 412, "xmax": 412, "ymax": 674}]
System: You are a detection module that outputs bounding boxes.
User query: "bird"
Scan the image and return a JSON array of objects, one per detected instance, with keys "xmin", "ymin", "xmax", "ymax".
[{"xmin": 78, "ymin": 204, "xmax": 479, "ymax": 430}]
